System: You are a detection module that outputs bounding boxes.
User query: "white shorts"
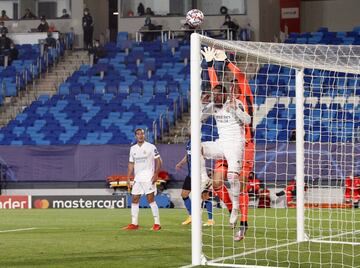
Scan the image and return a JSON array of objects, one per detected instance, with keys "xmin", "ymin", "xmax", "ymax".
[
  {"xmin": 202, "ymin": 139, "xmax": 244, "ymax": 174},
  {"xmin": 201, "ymin": 175, "xmax": 212, "ymax": 192},
  {"xmin": 131, "ymin": 181, "xmax": 157, "ymax": 196}
]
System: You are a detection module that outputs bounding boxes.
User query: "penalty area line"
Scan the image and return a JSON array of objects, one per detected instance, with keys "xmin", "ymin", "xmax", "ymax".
[{"xmin": 0, "ymin": 227, "xmax": 38, "ymax": 233}]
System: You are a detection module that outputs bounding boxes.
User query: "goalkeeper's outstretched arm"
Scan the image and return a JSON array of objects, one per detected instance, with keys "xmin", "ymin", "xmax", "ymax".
[
  {"xmin": 201, "ymin": 47, "xmax": 219, "ymax": 89},
  {"xmin": 227, "ymin": 61, "xmax": 254, "ymax": 103}
]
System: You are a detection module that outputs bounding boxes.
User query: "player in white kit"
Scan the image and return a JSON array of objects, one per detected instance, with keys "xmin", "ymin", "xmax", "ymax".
[
  {"xmin": 123, "ymin": 128, "xmax": 162, "ymax": 231},
  {"xmin": 201, "ymin": 79, "xmax": 251, "ymax": 235}
]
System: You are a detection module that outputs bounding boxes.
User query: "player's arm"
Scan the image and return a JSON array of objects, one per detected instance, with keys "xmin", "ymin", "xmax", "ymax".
[
  {"xmin": 201, "ymin": 47, "xmax": 220, "ymax": 89},
  {"xmin": 176, "ymin": 154, "xmax": 188, "ymax": 171},
  {"xmin": 201, "ymin": 101, "xmax": 215, "ymax": 122},
  {"xmin": 152, "ymin": 156, "xmax": 162, "ymax": 184},
  {"xmin": 227, "ymin": 61, "xmax": 253, "ymax": 99},
  {"xmin": 208, "ymin": 65, "xmax": 219, "ymax": 89},
  {"xmin": 152, "ymin": 146, "xmax": 162, "ymax": 184},
  {"xmin": 127, "ymin": 162, "xmax": 134, "ymax": 192},
  {"xmin": 227, "ymin": 99, "xmax": 251, "ymax": 124},
  {"xmin": 214, "ymin": 49, "xmax": 254, "ymax": 104}
]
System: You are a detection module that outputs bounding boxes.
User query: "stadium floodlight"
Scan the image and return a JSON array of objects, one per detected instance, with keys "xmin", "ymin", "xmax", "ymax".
[{"xmin": 190, "ymin": 33, "xmax": 360, "ymax": 267}]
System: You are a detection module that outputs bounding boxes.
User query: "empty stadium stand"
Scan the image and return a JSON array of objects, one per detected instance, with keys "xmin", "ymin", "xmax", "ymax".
[
  {"xmin": 0, "ymin": 33, "xmax": 190, "ymax": 145},
  {"xmin": 0, "ymin": 30, "xmax": 359, "ymax": 146}
]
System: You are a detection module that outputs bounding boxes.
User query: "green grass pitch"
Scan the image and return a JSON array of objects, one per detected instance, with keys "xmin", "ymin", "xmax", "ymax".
[{"xmin": 0, "ymin": 208, "xmax": 359, "ymax": 268}]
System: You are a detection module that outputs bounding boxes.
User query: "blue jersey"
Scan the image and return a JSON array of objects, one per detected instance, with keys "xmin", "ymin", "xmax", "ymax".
[{"xmin": 186, "ymin": 140, "xmax": 191, "ymax": 177}]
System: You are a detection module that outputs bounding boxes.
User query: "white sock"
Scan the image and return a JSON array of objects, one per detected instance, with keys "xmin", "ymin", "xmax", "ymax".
[
  {"xmin": 228, "ymin": 174, "xmax": 240, "ymax": 210},
  {"xmin": 131, "ymin": 203, "xmax": 139, "ymax": 225},
  {"xmin": 149, "ymin": 202, "xmax": 160, "ymax": 225}
]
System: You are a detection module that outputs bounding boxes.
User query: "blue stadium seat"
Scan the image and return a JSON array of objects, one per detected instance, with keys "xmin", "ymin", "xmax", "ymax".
[
  {"xmin": 82, "ymin": 82, "xmax": 94, "ymax": 94},
  {"xmin": 94, "ymin": 82, "xmax": 106, "ymax": 94},
  {"xmin": 69, "ymin": 83, "xmax": 82, "ymax": 95}
]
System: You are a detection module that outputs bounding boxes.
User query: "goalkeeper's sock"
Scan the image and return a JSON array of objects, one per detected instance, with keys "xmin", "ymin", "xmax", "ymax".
[
  {"xmin": 149, "ymin": 202, "xmax": 160, "ymax": 225},
  {"xmin": 183, "ymin": 196, "xmax": 192, "ymax": 215},
  {"xmin": 214, "ymin": 185, "xmax": 232, "ymax": 211},
  {"xmin": 131, "ymin": 203, "xmax": 139, "ymax": 225},
  {"xmin": 240, "ymin": 221, "xmax": 248, "ymax": 227},
  {"xmin": 204, "ymin": 200, "xmax": 213, "ymax": 220},
  {"xmin": 239, "ymin": 192, "xmax": 249, "ymax": 222}
]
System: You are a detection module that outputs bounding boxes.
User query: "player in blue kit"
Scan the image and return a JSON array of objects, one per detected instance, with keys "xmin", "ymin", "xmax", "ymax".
[{"xmin": 176, "ymin": 140, "xmax": 214, "ymax": 226}]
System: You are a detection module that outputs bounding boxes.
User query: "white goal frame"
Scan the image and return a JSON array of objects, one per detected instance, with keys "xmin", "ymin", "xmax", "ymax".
[{"xmin": 190, "ymin": 33, "xmax": 360, "ymax": 267}]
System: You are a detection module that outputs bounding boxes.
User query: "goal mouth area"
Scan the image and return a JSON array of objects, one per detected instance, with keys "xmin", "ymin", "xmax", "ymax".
[
  {"xmin": 198, "ymin": 207, "xmax": 360, "ymax": 267},
  {"xmin": 191, "ymin": 33, "xmax": 360, "ymax": 267},
  {"xmin": 196, "ymin": 34, "xmax": 360, "ymax": 75},
  {"xmin": 205, "ymin": 234, "xmax": 360, "ymax": 268}
]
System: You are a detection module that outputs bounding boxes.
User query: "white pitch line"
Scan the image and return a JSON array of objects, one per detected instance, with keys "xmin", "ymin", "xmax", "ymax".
[
  {"xmin": 0, "ymin": 227, "xmax": 37, "ymax": 233},
  {"xmin": 207, "ymin": 240, "xmax": 299, "ymax": 265},
  {"xmin": 179, "ymin": 264, "xmax": 196, "ymax": 268},
  {"xmin": 312, "ymin": 229, "xmax": 360, "ymax": 241},
  {"xmin": 309, "ymin": 229, "xmax": 360, "ymax": 246},
  {"xmin": 310, "ymin": 239, "xmax": 360, "ymax": 246}
]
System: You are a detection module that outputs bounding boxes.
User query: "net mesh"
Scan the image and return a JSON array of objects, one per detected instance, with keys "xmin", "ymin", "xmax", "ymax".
[{"xmin": 195, "ymin": 35, "xmax": 360, "ymax": 267}]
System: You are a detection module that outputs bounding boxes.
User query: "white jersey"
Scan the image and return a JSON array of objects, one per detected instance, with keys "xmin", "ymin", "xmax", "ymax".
[
  {"xmin": 202, "ymin": 99, "xmax": 251, "ymax": 143},
  {"xmin": 129, "ymin": 141, "xmax": 160, "ymax": 182}
]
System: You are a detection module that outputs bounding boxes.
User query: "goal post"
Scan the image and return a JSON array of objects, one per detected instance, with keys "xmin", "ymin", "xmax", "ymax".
[
  {"xmin": 190, "ymin": 33, "xmax": 360, "ymax": 267},
  {"xmin": 295, "ymin": 69, "xmax": 305, "ymax": 243},
  {"xmin": 190, "ymin": 32, "xmax": 203, "ymax": 266}
]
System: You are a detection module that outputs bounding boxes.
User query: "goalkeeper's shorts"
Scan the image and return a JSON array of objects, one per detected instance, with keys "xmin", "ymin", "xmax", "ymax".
[{"xmin": 214, "ymin": 159, "xmax": 228, "ymax": 175}]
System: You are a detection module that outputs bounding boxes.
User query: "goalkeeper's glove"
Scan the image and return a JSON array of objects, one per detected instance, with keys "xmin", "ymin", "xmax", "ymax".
[
  {"xmin": 201, "ymin": 47, "xmax": 216, "ymax": 66},
  {"xmin": 214, "ymin": 49, "xmax": 227, "ymax": 61}
]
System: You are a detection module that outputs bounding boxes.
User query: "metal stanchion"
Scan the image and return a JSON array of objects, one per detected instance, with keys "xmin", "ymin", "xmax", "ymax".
[
  {"xmin": 89, "ymin": 54, "xmax": 94, "ymax": 67},
  {"xmin": 4, "ymin": 55, "xmax": 8, "ymax": 67}
]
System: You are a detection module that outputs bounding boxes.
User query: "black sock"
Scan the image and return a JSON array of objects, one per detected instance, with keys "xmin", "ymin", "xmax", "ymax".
[{"xmin": 240, "ymin": 221, "xmax": 248, "ymax": 227}]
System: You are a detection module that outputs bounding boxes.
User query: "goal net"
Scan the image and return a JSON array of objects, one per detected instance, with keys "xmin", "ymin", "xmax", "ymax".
[{"xmin": 190, "ymin": 33, "xmax": 360, "ymax": 267}]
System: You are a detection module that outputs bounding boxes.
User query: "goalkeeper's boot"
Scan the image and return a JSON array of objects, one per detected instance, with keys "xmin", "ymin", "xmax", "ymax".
[
  {"xmin": 182, "ymin": 215, "xmax": 192, "ymax": 225},
  {"xmin": 203, "ymin": 219, "xmax": 215, "ymax": 226},
  {"xmin": 152, "ymin": 224, "xmax": 161, "ymax": 231},
  {"xmin": 234, "ymin": 224, "xmax": 248, "ymax": 242},
  {"xmin": 122, "ymin": 224, "xmax": 139, "ymax": 230},
  {"xmin": 229, "ymin": 208, "xmax": 239, "ymax": 228}
]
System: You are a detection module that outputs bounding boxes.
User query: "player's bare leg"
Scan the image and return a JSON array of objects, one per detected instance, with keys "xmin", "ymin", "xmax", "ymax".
[
  {"xmin": 123, "ymin": 194, "xmax": 140, "ymax": 230},
  {"xmin": 147, "ymin": 192, "xmax": 161, "ymax": 231}
]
